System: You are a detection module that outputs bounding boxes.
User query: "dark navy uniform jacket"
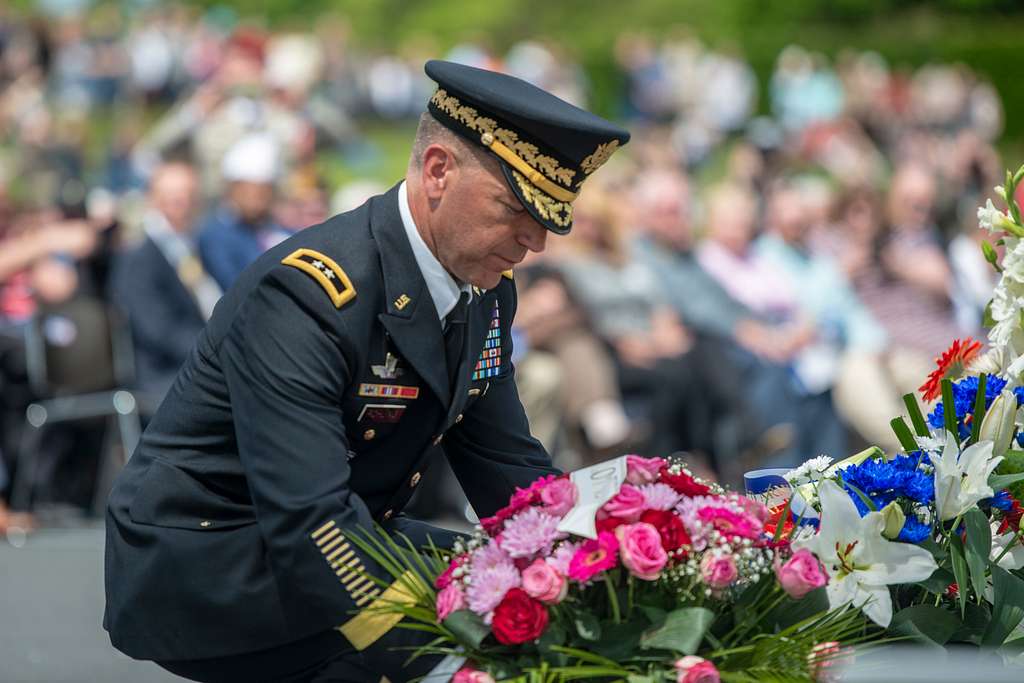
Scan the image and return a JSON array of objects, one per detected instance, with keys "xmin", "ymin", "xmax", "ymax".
[{"xmin": 103, "ymin": 183, "xmax": 555, "ymax": 662}]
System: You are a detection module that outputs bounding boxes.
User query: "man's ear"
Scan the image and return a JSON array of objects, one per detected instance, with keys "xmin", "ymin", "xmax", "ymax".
[{"xmin": 421, "ymin": 144, "xmax": 458, "ymax": 201}]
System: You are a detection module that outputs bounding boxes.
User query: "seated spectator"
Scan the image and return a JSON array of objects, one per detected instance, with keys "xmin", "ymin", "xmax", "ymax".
[
  {"xmin": 198, "ymin": 133, "xmax": 291, "ymax": 290},
  {"xmin": 696, "ymin": 182, "xmax": 848, "ymax": 465},
  {"xmin": 112, "ymin": 161, "xmax": 220, "ymax": 399},
  {"xmin": 822, "ymin": 175, "xmax": 963, "ymax": 437},
  {"xmin": 558, "ymin": 184, "xmax": 761, "ymax": 477},
  {"xmin": 755, "ymin": 180, "xmax": 900, "ymax": 450}
]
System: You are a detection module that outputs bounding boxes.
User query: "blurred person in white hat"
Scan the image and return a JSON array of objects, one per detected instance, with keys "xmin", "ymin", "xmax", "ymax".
[{"xmin": 197, "ymin": 132, "xmax": 292, "ymax": 290}]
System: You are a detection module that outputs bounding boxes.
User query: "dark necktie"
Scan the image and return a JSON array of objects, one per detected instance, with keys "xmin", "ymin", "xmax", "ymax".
[{"xmin": 444, "ymin": 292, "xmax": 470, "ymax": 386}]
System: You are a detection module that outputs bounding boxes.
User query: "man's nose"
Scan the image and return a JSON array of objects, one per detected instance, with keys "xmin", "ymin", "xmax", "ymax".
[{"xmin": 518, "ymin": 217, "xmax": 548, "ymax": 253}]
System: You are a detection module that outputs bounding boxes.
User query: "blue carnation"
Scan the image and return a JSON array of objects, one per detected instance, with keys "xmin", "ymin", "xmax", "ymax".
[
  {"xmin": 991, "ymin": 490, "xmax": 1014, "ymax": 511},
  {"xmin": 898, "ymin": 516, "xmax": 933, "ymax": 543},
  {"xmin": 927, "ymin": 376, "xmax": 1008, "ymax": 439}
]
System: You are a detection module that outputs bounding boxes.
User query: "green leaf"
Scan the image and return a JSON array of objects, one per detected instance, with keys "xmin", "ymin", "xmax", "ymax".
[
  {"xmin": 950, "ymin": 601, "xmax": 992, "ymax": 645},
  {"xmin": 592, "ymin": 620, "xmax": 643, "ymax": 662},
  {"xmin": 442, "ymin": 610, "xmax": 489, "ymax": 648},
  {"xmin": 574, "ymin": 611, "xmax": 601, "ymax": 641},
  {"xmin": 842, "ymin": 480, "xmax": 877, "ymax": 512},
  {"xmin": 950, "ymin": 534, "xmax": 969, "ymax": 616},
  {"xmin": 983, "ymin": 565, "xmax": 1024, "ymax": 647},
  {"xmin": 763, "ymin": 587, "xmax": 830, "ymax": 631},
  {"xmin": 983, "ymin": 300, "xmax": 996, "ymax": 329},
  {"xmin": 970, "ymin": 373, "xmax": 988, "ymax": 444},
  {"xmin": 639, "ymin": 606, "xmax": 713, "ymax": 655},
  {"xmin": 982, "ymin": 240, "xmax": 1001, "ymax": 270},
  {"xmin": 942, "ymin": 379, "xmax": 959, "ymax": 442},
  {"xmin": 915, "ymin": 567, "xmax": 956, "ymax": 595},
  {"xmin": 890, "ymin": 416, "xmax": 919, "ymax": 453},
  {"xmin": 990, "ymin": 471, "xmax": 1024, "ymax": 490},
  {"xmin": 889, "ymin": 605, "xmax": 961, "ymax": 645},
  {"xmin": 903, "ymin": 393, "xmax": 930, "ymax": 438},
  {"xmin": 964, "ymin": 508, "xmax": 993, "ymax": 601}
]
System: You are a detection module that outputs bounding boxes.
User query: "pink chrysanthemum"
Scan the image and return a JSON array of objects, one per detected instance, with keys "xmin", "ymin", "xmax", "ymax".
[
  {"xmin": 499, "ymin": 507, "xmax": 565, "ymax": 559},
  {"xmin": 471, "ymin": 540, "xmax": 512, "ymax": 572},
  {"xmin": 568, "ymin": 532, "xmax": 619, "ymax": 582},
  {"xmin": 638, "ymin": 482, "xmax": 681, "ymax": 511},
  {"xmin": 466, "ymin": 543, "xmax": 520, "ymax": 615},
  {"xmin": 547, "ymin": 541, "xmax": 580, "ymax": 576}
]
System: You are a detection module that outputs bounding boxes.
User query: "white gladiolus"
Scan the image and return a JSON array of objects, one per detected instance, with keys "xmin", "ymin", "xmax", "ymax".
[{"xmin": 979, "ymin": 199, "xmax": 1009, "ymax": 234}]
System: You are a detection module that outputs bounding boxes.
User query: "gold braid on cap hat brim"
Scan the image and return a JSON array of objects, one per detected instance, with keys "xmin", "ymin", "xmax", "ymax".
[{"xmin": 431, "ymin": 89, "xmax": 624, "ymax": 201}]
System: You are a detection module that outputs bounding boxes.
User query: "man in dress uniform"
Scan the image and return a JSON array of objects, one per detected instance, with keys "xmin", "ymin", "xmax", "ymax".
[{"xmin": 104, "ymin": 60, "xmax": 629, "ymax": 682}]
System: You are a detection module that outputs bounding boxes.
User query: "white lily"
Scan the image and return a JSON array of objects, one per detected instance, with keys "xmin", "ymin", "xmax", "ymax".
[
  {"xmin": 990, "ymin": 525, "xmax": 1024, "ymax": 572},
  {"xmin": 794, "ymin": 480, "xmax": 938, "ymax": 628},
  {"xmin": 931, "ymin": 432, "xmax": 1002, "ymax": 521},
  {"xmin": 979, "ymin": 389, "xmax": 1017, "ymax": 457}
]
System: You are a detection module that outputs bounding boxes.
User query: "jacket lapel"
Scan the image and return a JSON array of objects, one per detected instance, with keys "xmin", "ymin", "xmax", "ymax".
[{"xmin": 369, "ymin": 186, "xmax": 451, "ymax": 407}]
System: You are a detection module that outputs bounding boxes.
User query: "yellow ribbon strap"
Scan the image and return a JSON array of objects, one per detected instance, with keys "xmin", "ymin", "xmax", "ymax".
[
  {"xmin": 338, "ymin": 570, "xmax": 420, "ymax": 651},
  {"xmin": 481, "ymin": 133, "xmax": 578, "ymax": 203}
]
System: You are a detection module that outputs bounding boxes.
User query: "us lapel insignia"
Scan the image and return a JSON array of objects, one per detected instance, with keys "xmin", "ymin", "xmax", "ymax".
[
  {"xmin": 358, "ymin": 383, "xmax": 420, "ymax": 399},
  {"xmin": 394, "ymin": 294, "xmax": 412, "ymax": 310},
  {"xmin": 281, "ymin": 248, "xmax": 356, "ymax": 309},
  {"xmin": 471, "ymin": 299, "xmax": 503, "ymax": 380},
  {"xmin": 371, "ymin": 353, "xmax": 403, "ymax": 379}
]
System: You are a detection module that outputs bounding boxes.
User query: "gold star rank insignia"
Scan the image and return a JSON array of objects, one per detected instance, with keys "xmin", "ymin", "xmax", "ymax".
[{"xmin": 281, "ymin": 248, "xmax": 356, "ymax": 309}]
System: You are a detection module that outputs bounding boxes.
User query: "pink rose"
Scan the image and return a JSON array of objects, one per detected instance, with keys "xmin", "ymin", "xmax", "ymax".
[
  {"xmin": 700, "ymin": 553, "xmax": 738, "ymax": 589},
  {"xmin": 675, "ymin": 656, "xmax": 720, "ymax": 683},
  {"xmin": 776, "ymin": 548, "xmax": 828, "ymax": 599},
  {"xmin": 436, "ymin": 583, "xmax": 466, "ymax": 621},
  {"xmin": 615, "ymin": 522, "xmax": 668, "ymax": 580},
  {"xmin": 453, "ymin": 665, "xmax": 496, "ymax": 683},
  {"xmin": 521, "ymin": 559, "xmax": 567, "ymax": 603},
  {"xmin": 540, "ymin": 478, "xmax": 578, "ymax": 518},
  {"xmin": 602, "ymin": 484, "xmax": 646, "ymax": 521},
  {"xmin": 626, "ymin": 455, "xmax": 666, "ymax": 485}
]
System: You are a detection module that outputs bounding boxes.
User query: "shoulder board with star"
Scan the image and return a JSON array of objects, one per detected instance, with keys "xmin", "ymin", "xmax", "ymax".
[{"xmin": 281, "ymin": 248, "xmax": 356, "ymax": 309}]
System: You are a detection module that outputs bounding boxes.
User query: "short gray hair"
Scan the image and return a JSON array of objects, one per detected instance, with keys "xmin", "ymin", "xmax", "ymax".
[{"xmin": 408, "ymin": 112, "xmax": 490, "ymax": 170}]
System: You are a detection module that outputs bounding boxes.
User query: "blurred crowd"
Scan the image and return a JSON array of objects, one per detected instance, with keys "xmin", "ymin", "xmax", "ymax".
[{"xmin": 0, "ymin": 4, "xmax": 1014, "ymax": 528}]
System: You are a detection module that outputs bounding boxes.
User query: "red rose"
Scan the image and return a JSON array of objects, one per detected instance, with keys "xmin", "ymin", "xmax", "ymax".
[
  {"xmin": 640, "ymin": 509, "xmax": 690, "ymax": 552},
  {"xmin": 659, "ymin": 466, "xmax": 710, "ymax": 497},
  {"xmin": 595, "ymin": 515, "xmax": 627, "ymax": 535},
  {"xmin": 491, "ymin": 588, "xmax": 549, "ymax": 645}
]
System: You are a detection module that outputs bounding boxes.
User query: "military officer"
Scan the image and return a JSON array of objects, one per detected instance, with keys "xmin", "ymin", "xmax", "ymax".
[{"xmin": 104, "ymin": 60, "xmax": 629, "ymax": 682}]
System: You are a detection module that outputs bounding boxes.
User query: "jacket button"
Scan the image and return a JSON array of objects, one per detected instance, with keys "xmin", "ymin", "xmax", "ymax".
[
  {"xmin": 363, "ymin": 429, "xmax": 376, "ymax": 441},
  {"xmin": 410, "ymin": 472, "xmax": 421, "ymax": 488},
  {"xmin": 455, "ymin": 413, "xmax": 463, "ymax": 423},
  {"xmin": 200, "ymin": 520, "xmax": 212, "ymax": 528},
  {"xmin": 382, "ymin": 509, "xmax": 393, "ymax": 521},
  {"xmin": 432, "ymin": 434, "xmax": 443, "ymax": 446}
]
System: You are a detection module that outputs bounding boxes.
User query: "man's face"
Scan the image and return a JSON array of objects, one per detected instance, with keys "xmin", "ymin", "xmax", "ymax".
[
  {"xmin": 432, "ymin": 156, "xmax": 548, "ymax": 289},
  {"xmin": 151, "ymin": 164, "xmax": 200, "ymax": 233},
  {"xmin": 229, "ymin": 181, "xmax": 275, "ymax": 224}
]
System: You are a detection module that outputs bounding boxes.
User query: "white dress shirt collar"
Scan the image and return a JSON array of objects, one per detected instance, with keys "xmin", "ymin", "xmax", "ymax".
[{"xmin": 398, "ymin": 181, "xmax": 472, "ymax": 322}]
